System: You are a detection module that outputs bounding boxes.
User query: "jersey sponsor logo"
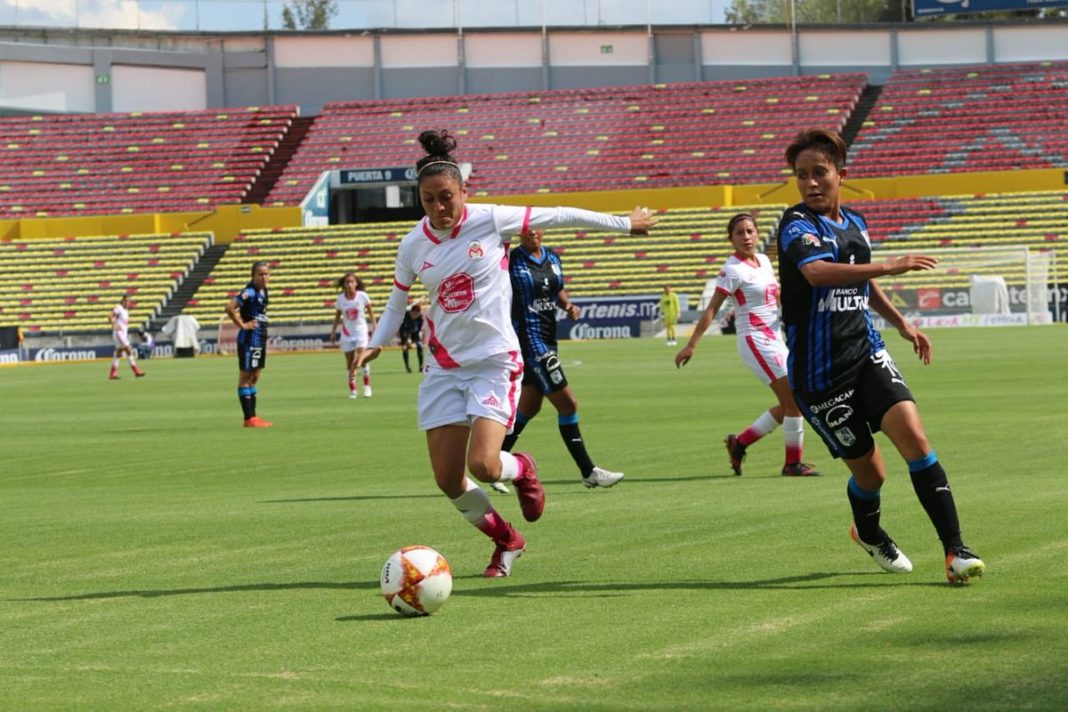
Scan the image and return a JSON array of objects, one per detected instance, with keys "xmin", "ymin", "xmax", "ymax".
[
  {"xmin": 802, "ymin": 233, "xmax": 821, "ymax": 248},
  {"xmin": 437, "ymin": 272, "xmax": 476, "ymax": 313},
  {"xmin": 816, "ymin": 288, "xmax": 869, "ymax": 313},
  {"xmin": 531, "ymin": 297, "xmax": 556, "ymax": 313},
  {"xmin": 467, "ymin": 241, "xmax": 484, "ymax": 259},
  {"xmin": 826, "ymin": 404, "xmax": 854, "ymax": 429},
  {"xmin": 810, "ymin": 388, "xmax": 855, "ymax": 414}
]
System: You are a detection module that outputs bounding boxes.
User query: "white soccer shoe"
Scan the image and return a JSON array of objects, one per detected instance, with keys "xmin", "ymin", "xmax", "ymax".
[
  {"xmin": 490, "ymin": 481, "xmax": 511, "ymax": 494},
  {"xmin": 583, "ymin": 466, "xmax": 624, "ymax": 489},
  {"xmin": 850, "ymin": 523, "xmax": 913, "ymax": 573},
  {"xmin": 363, "ymin": 385, "xmax": 373, "ymax": 398},
  {"xmin": 349, "ymin": 391, "xmax": 358, "ymax": 399},
  {"xmin": 946, "ymin": 547, "xmax": 985, "ymax": 584}
]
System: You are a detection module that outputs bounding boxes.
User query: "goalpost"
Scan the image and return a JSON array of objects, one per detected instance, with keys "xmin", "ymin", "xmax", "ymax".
[
  {"xmin": 217, "ymin": 316, "xmax": 239, "ymax": 355},
  {"xmin": 871, "ymin": 245, "xmax": 1058, "ymax": 328}
]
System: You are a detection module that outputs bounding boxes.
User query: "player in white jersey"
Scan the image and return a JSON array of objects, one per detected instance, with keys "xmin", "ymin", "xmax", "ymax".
[
  {"xmin": 356, "ymin": 129, "xmax": 657, "ymax": 578},
  {"xmin": 674, "ymin": 213, "xmax": 817, "ymax": 477},
  {"xmin": 329, "ymin": 272, "xmax": 377, "ymax": 398},
  {"xmin": 108, "ymin": 294, "xmax": 145, "ymax": 380}
]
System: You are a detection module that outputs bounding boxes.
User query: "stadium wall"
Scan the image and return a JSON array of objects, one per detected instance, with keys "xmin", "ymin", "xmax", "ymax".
[
  {"xmin": 0, "ymin": 204, "xmax": 299, "ymax": 244},
  {"xmin": 1, "ymin": 23, "xmax": 1065, "ymax": 114}
]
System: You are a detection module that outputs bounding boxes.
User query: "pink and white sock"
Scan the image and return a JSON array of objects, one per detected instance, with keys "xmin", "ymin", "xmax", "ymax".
[
  {"xmin": 498, "ymin": 451, "xmax": 524, "ymax": 481},
  {"xmin": 450, "ymin": 477, "xmax": 510, "ymax": 539},
  {"xmin": 362, "ymin": 365, "xmax": 371, "ymax": 387},
  {"xmin": 783, "ymin": 416, "xmax": 804, "ymax": 464},
  {"xmin": 738, "ymin": 409, "xmax": 779, "ymax": 447}
]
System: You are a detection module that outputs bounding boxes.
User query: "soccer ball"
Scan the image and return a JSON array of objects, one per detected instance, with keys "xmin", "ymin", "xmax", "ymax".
[{"xmin": 380, "ymin": 545, "xmax": 453, "ymax": 616}]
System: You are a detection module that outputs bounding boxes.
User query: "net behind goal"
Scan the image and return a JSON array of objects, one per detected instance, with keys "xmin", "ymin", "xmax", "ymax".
[{"xmin": 872, "ymin": 245, "xmax": 1058, "ymax": 327}]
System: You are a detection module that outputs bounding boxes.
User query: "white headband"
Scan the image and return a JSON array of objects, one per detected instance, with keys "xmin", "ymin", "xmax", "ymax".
[{"xmin": 417, "ymin": 160, "xmax": 461, "ymax": 176}]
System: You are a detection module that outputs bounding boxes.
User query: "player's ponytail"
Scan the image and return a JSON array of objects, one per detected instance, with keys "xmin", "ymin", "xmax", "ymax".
[{"xmin": 416, "ymin": 130, "xmax": 462, "ymax": 185}]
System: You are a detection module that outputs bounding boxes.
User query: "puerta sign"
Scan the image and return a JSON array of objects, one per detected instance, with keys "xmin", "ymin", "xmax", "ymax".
[{"xmin": 338, "ymin": 167, "xmax": 418, "ymax": 185}]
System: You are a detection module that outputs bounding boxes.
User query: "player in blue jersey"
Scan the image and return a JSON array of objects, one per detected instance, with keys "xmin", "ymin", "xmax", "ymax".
[
  {"xmin": 502, "ymin": 228, "xmax": 624, "ymax": 489},
  {"xmin": 225, "ymin": 261, "xmax": 272, "ymax": 428},
  {"xmin": 777, "ymin": 128, "xmax": 984, "ymax": 584}
]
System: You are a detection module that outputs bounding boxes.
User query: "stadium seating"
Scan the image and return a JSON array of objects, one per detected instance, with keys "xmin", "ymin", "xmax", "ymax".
[
  {"xmin": 180, "ymin": 204, "xmax": 787, "ymax": 325},
  {"xmin": 849, "ymin": 61, "xmax": 1068, "ymax": 177},
  {"xmin": 263, "ymin": 75, "xmax": 866, "ymax": 205},
  {"xmin": 0, "ymin": 106, "xmax": 299, "ymax": 217},
  {"xmin": 0, "ymin": 232, "xmax": 213, "ymax": 333}
]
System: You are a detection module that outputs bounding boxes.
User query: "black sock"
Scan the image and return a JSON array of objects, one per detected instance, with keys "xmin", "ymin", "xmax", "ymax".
[
  {"xmin": 402, "ymin": 349, "xmax": 411, "ymax": 371},
  {"xmin": 249, "ymin": 389, "xmax": 257, "ymax": 418},
  {"xmin": 559, "ymin": 415, "xmax": 595, "ymax": 478},
  {"xmin": 238, "ymin": 388, "xmax": 253, "ymax": 419},
  {"xmin": 416, "ymin": 345, "xmax": 424, "ymax": 369},
  {"xmin": 502, "ymin": 413, "xmax": 530, "ymax": 452},
  {"xmin": 908, "ymin": 455, "xmax": 963, "ymax": 554},
  {"xmin": 847, "ymin": 476, "xmax": 883, "ymax": 545}
]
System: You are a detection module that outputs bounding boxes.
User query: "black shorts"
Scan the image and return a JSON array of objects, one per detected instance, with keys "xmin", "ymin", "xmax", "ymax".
[
  {"xmin": 399, "ymin": 331, "xmax": 422, "ymax": 346},
  {"xmin": 522, "ymin": 350, "xmax": 569, "ymax": 395},
  {"xmin": 238, "ymin": 342, "xmax": 266, "ymax": 372},
  {"xmin": 794, "ymin": 349, "xmax": 914, "ymax": 460}
]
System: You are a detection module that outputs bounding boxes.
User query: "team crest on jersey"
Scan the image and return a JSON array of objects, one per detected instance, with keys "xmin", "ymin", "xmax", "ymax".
[
  {"xmin": 801, "ymin": 233, "xmax": 821, "ymax": 248},
  {"xmin": 467, "ymin": 241, "xmax": 484, "ymax": 259}
]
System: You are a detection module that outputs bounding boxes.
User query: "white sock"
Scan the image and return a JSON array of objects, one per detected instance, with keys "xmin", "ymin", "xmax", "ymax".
[
  {"xmin": 783, "ymin": 416, "xmax": 804, "ymax": 463},
  {"xmin": 752, "ymin": 409, "xmax": 779, "ymax": 437},
  {"xmin": 498, "ymin": 451, "xmax": 521, "ymax": 482},
  {"xmin": 128, "ymin": 355, "xmax": 137, "ymax": 367},
  {"xmin": 450, "ymin": 477, "xmax": 490, "ymax": 523},
  {"xmin": 111, "ymin": 358, "xmax": 119, "ymax": 370}
]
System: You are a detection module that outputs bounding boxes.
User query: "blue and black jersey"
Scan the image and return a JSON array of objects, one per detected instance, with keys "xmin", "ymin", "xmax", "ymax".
[
  {"xmin": 234, "ymin": 283, "xmax": 269, "ymax": 348},
  {"xmin": 510, "ymin": 245, "xmax": 565, "ymax": 359},
  {"xmin": 777, "ymin": 203, "xmax": 885, "ymax": 394},
  {"xmin": 400, "ymin": 309, "xmax": 424, "ymax": 339}
]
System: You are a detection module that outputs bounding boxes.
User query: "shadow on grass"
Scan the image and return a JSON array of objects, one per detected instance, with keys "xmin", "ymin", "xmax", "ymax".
[
  {"xmin": 16, "ymin": 570, "xmax": 949, "ymax": 605},
  {"xmin": 16, "ymin": 580, "xmax": 379, "ymax": 602}
]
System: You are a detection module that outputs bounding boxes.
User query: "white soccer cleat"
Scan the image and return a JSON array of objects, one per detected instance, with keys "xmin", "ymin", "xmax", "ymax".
[
  {"xmin": 364, "ymin": 385, "xmax": 373, "ymax": 398},
  {"xmin": 583, "ymin": 466, "xmax": 624, "ymax": 489},
  {"xmin": 946, "ymin": 547, "xmax": 985, "ymax": 584},
  {"xmin": 349, "ymin": 391, "xmax": 358, "ymax": 399},
  {"xmin": 850, "ymin": 523, "xmax": 913, "ymax": 573},
  {"xmin": 490, "ymin": 481, "xmax": 510, "ymax": 494}
]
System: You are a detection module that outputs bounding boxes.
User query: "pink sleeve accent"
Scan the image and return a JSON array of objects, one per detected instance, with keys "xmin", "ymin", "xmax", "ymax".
[
  {"xmin": 394, "ymin": 278, "xmax": 411, "ymax": 292},
  {"xmin": 714, "ymin": 286, "xmax": 732, "ymax": 297},
  {"xmin": 521, "ymin": 206, "xmax": 532, "ymax": 236}
]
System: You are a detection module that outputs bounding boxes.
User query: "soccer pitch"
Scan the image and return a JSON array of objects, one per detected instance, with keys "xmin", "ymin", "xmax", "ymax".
[{"xmin": 2, "ymin": 327, "xmax": 1067, "ymax": 710}]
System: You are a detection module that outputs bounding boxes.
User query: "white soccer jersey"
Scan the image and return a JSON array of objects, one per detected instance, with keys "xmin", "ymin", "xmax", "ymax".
[
  {"xmin": 714, "ymin": 252, "xmax": 782, "ymax": 340},
  {"xmin": 112, "ymin": 304, "xmax": 129, "ymax": 338},
  {"xmin": 371, "ymin": 203, "xmax": 630, "ymax": 368},
  {"xmin": 335, "ymin": 290, "xmax": 372, "ymax": 337}
]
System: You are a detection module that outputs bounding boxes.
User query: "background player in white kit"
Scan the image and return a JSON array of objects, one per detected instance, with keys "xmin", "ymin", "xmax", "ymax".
[
  {"xmin": 356, "ymin": 129, "xmax": 657, "ymax": 577},
  {"xmin": 675, "ymin": 213, "xmax": 818, "ymax": 477},
  {"xmin": 329, "ymin": 271, "xmax": 377, "ymax": 398},
  {"xmin": 108, "ymin": 294, "xmax": 145, "ymax": 380}
]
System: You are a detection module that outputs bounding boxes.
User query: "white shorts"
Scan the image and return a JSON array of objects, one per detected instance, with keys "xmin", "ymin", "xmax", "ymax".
[
  {"xmin": 417, "ymin": 351, "xmax": 523, "ymax": 431},
  {"xmin": 113, "ymin": 331, "xmax": 130, "ymax": 349},
  {"xmin": 737, "ymin": 331, "xmax": 789, "ymax": 386},
  {"xmin": 340, "ymin": 327, "xmax": 369, "ymax": 352}
]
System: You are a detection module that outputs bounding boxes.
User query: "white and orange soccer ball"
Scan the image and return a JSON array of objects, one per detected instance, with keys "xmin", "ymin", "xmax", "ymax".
[{"xmin": 380, "ymin": 545, "xmax": 453, "ymax": 616}]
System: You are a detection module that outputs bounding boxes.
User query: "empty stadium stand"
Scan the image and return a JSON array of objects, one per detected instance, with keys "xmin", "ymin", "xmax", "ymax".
[
  {"xmin": 848, "ymin": 61, "xmax": 1068, "ymax": 177},
  {"xmin": 263, "ymin": 75, "xmax": 866, "ymax": 206},
  {"xmin": 180, "ymin": 204, "xmax": 787, "ymax": 325},
  {"xmin": 0, "ymin": 232, "xmax": 214, "ymax": 333},
  {"xmin": 0, "ymin": 106, "xmax": 298, "ymax": 218}
]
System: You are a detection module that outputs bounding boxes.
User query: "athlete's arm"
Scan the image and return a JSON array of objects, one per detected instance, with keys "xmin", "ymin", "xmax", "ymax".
[
  {"xmin": 360, "ymin": 286, "xmax": 408, "ymax": 366},
  {"xmin": 675, "ymin": 291, "xmax": 728, "ymax": 368},
  {"xmin": 225, "ymin": 296, "xmax": 256, "ymax": 330},
  {"xmin": 498, "ymin": 205, "xmax": 657, "ymax": 237},
  {"xmin": 557, "ymin": 289, "xmax": 580, "ymax": 320},
  {"xmin": 329, "ymin": 309, "xmax": 342, "ymax": 344},
  {"xmin": 799, "ymin": 254, "xmax": 937, "ymax": 287},
  {"xmin": 870, "ymin": 280, "xmax": 932, "ymax": 365},
  {"xmin": 366, "ymin": 302, "xmax": 377, "ymax": 334}
]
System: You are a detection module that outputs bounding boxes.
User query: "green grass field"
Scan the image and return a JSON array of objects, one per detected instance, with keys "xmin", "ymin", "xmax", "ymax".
[{"xmin": 2, "ymin": 327, "xmax": 1067, "ymax": 710}]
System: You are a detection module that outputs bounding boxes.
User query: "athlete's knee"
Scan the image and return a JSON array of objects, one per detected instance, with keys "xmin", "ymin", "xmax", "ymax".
[{"xmin": 467, "ymin": 453, "xmax": 502, "ymax": 482}]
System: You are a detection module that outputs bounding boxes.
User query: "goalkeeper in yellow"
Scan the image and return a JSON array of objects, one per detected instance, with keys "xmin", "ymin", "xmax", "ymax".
[{"xmin": 659, "ymin": 285, "xmax": 680, "ymax": 345}]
